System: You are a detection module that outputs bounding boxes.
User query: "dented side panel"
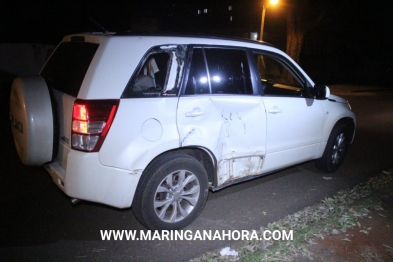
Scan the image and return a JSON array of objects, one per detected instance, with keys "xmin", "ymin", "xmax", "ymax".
[
  {"xmin": 217, "ymin": 156, "xmax": 264, "ymax": 185},
  {"xmin": 177, "ymin": 95, "xmax": 267, "ymax": 186}
]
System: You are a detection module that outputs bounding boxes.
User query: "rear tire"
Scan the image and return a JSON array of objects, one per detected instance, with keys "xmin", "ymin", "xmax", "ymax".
[
  {"xmin": 315, "ymin": 122, "xmax": 349, "ymax": 173},
  {"xmin": 132, "ymin": 153, "xmax": 209, "ymax": 230}
]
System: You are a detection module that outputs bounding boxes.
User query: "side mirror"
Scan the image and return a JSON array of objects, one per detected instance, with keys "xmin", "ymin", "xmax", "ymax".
[{"xmin": 314, "ymin": 84, "xmax": 330, "ymax": 100}]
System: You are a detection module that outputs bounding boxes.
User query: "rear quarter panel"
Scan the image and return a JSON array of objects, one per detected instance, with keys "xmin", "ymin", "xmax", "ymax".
[{"xmin": 98, "ymin": 98, "xmax": 180, "ymax": 171}]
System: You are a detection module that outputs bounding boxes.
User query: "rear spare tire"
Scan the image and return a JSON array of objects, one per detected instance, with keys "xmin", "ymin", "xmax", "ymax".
[{"xmin": 10, "ymin": 76, "xmax": 54, "ymax": 166}]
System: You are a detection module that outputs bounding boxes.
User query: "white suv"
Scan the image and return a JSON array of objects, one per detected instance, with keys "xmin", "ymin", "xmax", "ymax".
[{"xmin": 10, "ymin": 34, "xmax": 355, "ymax": 230}]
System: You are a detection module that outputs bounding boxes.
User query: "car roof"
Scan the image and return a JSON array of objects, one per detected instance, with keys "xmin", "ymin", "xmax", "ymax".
[
  {"xmin": 63, "ymin": 32, "xmax": 274, "ymax": 49},
  {"xmin": 115, "ymin": 32, "xmax": 274, "ymax": 46}
]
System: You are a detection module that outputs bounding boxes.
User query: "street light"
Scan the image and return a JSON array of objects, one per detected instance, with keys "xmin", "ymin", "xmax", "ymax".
[{"xmin": 259, "ymin": 0, "xmax": 278, "ymax": 41}]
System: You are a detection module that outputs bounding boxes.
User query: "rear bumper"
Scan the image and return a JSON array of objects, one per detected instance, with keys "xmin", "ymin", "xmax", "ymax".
[{"xmin": 44, "ymin": 151, "xmax": 142, "ymax": 208}]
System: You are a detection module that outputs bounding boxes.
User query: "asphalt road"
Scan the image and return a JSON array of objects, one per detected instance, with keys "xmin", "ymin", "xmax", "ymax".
[{"xmin": 1, "ymin": 84, "xmax": 392, "ymax": 261}]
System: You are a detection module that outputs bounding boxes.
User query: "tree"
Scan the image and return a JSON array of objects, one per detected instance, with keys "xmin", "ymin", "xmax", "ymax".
[{"xmin": 284, "ymin": 0, "xmax": 325, "ymax": 64}]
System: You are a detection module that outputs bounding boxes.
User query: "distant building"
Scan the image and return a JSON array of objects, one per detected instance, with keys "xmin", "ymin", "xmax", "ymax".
[{"xmin": 163, "ymin": 0, "xmax": 261, "ymax": 38}]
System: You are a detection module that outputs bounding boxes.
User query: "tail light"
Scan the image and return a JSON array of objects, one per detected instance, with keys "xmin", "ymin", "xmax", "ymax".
[{"xmin": 72, "ymin": 99, "xmax": 119, "ymax": 152}]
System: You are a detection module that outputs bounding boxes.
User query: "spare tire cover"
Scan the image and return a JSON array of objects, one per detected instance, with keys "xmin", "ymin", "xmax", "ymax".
[{"xmin": 10, "ymin": 76, "xmax": 54, "ymax": 166}]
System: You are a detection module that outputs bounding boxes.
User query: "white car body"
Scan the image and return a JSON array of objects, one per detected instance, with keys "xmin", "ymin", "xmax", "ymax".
[{"xmin": 10, "ymin": 33, "xmax": 355, "ymax": 229}]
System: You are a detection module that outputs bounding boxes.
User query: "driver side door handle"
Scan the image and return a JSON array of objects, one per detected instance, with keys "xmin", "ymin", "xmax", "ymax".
[
  {"xmin": 185, "ymin": 108, "xmax": 205, "ymax": 117},
  {"xmin": 268, "ymin": 106, "xmax": 282, "ymax": 114}
]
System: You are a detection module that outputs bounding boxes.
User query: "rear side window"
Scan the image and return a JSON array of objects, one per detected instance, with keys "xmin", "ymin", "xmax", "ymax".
[
  {"xmin": 123, "ymin": 52, "xmax": 171, "ymax": 98},
  {"xmin": 185, "ymin": 48, "xmax": 252, "ymax": 95},
  {"xmin": 122, "ymin": 45, "xmax": 187, "ymax": 98},
  {"xmin": 41, "ymin": 42, "xmax": 99, "ymax": 97}
]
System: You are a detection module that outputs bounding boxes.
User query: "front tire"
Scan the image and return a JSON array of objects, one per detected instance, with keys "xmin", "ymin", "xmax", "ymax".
[
  {"xmin": 132, "ymin": 154, "xmax": 209, "ymax": 230},
  {"xmin": 315, "ymin": 122, "xmax": 350, "ymax": 173}
]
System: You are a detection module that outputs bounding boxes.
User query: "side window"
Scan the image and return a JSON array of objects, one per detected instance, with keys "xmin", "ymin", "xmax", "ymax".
[
  {"xmin": 185, "ymin": 48, "xmax": 253, "ymax": 95},
  {"xmin": 137, "ymin": 53, "xmax": 167, "ymax": 90},
  {"xmin": 205, "ymin": 49, "xmax": 252, "ymax": 94},
  {"xmin": 185, "ymin": 48, "xmax": 209, "ymax": 94},
  {"xmin": 123, "ymin": 52, "xmax": 170, "ymax": 97},
  {"xmin": 123, "ymin": 45, "xmax": 187, "ymax": 98},
  {"xmin": 254, "ymin": 54, "xmax": 304, "ymax": 97}
]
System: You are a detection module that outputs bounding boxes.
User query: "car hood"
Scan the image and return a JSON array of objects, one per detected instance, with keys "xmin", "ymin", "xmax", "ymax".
[{"xmin": 328, "ymin": 94, "xmax": 348, "ymax": 104}]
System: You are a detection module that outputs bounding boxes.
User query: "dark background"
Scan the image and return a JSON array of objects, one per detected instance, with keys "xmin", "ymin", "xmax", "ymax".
[
  {"xmin": 1, "ymin": 0, "xmax": 392, "ymax": 85},
  {"xmin": 1, "ymin": 2, "xmax": 393, "ymax": 261}
]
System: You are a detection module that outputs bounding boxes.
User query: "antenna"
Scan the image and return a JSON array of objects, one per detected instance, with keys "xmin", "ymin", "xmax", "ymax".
[{"xmin": 88, "ymin": 17, "xmax": 109, "ymax": 33}]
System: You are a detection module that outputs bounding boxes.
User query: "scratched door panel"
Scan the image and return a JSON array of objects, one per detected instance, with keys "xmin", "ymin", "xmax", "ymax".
[
  {"xmin": 177, "ymin": 95, "xmax": 266, "ymax": 186},
  {"xmin": 178, "ymin": 47, "xmax": 267, "ymax": 186}
]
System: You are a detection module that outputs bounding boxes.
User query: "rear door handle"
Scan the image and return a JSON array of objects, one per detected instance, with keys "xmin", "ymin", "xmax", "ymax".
[
  {"xmin": 268, "ymin": 107, "xmax": 282, "ymax": 114},
  {"xmin": 185, "ymin": 108, "xmax": 205, "ymax": 117}
]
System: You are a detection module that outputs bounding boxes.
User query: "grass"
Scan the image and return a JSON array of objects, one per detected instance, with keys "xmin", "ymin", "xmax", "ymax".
[{"xmin": 191, "ymin": 168, "xmax": 393, "ymax": 262}]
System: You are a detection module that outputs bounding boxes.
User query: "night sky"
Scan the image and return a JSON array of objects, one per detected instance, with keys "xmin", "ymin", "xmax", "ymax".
[
  {"xmin": 1, "ymin": 0, "xmax": 391, "ymax": 43},
  {"xmin": 1, "ymin": 0, "xmax": 392, "ymax": 84}
]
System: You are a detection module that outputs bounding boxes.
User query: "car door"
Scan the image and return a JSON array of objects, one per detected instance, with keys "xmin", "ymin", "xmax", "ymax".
[
  {"xmin": 252, "ymin": 52, "xmax": 325, "ymax": 173},
  {"xmin": 177, "ymin": 47, "xmax": 267, "ymax": 187}
]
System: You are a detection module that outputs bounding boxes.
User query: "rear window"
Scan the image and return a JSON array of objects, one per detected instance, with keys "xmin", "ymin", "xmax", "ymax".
[{"xmin": 41, "ymin": 42, "xmax": 99, "ymax": 97}]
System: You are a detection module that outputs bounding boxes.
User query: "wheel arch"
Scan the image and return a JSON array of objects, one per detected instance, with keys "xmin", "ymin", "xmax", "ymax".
[
  {"xmin": 140, "ymin": 147, "xmax": 217, "ymax": 188},
  {"xmin": 316, "ymin": 116, "xmax": 356, "ymax": 158},
  {"xmin": 317, "ymin": 116, "xmax": 355, "ymax": 159},
  {"xmin": 315, "ymin": 117, "xmax": 354, "ymax": 172},
  {"xmin": 331, "ymin": 117, "xmax": 356, "ymax": 144}
]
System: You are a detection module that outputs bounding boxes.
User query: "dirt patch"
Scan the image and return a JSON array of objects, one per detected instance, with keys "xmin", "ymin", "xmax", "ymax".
[{"xmin": 307, "ymin": 195, "xmax": 393, "ymax": 262}]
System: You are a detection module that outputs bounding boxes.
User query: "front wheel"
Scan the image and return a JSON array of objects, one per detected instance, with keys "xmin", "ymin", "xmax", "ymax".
[
  {"xmin": 132, "ymin": 154, "xmax": 209, "ymax": 230},
  {"xmin": 315, "ymin": 123, "xmax": 350, "ymax": 173}
]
